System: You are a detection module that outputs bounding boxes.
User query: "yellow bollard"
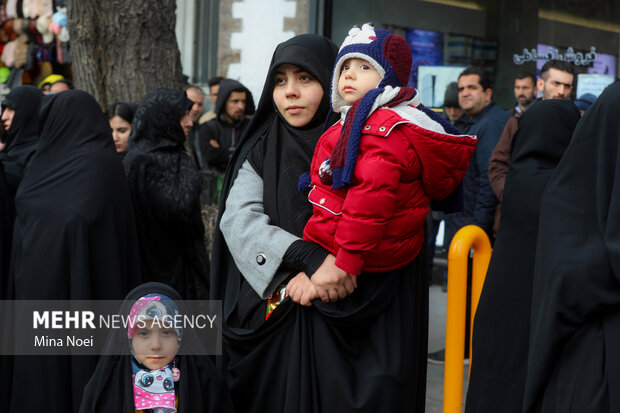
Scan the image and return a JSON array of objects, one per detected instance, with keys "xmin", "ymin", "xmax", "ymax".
[{"xmin": 443, "ymin": 225, "xmax": 492, "ymax": 413}]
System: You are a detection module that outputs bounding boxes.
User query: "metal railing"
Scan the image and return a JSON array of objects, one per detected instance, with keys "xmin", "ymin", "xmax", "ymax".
[{"xmin": 443, "ymin": 225, "xmax": 492, "ymax": 413}]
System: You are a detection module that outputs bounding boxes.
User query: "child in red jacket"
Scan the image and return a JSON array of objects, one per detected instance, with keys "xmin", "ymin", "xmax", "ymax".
[{"xmin": 287, "ymin": 24, "xmax": 477, "ymax": 305}]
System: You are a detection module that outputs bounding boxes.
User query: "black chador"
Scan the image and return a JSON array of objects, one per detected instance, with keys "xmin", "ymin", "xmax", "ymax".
[
  {"xmin": 124, "ymin": 89, "xmax": 210, "ymax": 300},
  {"xmin": 4, "ymin": 90, "xmax": 141, "ymax": 412},
  {"xmin": 524, "ymin": 82, "xmax": 620, "ymax": 412},
  {"xmin": 465, "ymin": 100, "xmax": 580, "ymax": 413}
]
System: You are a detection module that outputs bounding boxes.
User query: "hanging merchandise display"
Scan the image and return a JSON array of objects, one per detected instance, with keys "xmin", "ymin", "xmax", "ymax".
[{"xmin": 0, "ymin": 0, "xmax": 71, "ymax": 90}]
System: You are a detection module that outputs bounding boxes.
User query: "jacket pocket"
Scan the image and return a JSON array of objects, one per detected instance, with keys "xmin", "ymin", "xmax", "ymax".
[{"xmin": 308, "ymin": 185, "xmax": 343, "ymax": 216}]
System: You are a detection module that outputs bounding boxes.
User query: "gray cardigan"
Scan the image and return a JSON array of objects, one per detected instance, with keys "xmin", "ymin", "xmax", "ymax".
[{"xmin": 220, "ymin": 160, "xmax": 299, "ymax": 299}]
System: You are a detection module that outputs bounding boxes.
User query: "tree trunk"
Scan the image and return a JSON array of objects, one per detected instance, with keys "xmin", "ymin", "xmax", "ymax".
[{"xmin": 66, "ymin": 0, "xmax": 184, "ymax": 108}]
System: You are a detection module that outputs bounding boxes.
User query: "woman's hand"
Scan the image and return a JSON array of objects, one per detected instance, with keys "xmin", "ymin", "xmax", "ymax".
[
  {"xmin": 286, "ymin": 272, "xmax": 318, "ymax": 306},
  {"xmin": 311, "ymin": 254, "xmax": 357, "ymax": 302}
]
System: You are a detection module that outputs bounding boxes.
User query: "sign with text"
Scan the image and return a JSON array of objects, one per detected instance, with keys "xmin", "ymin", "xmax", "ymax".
[{"xmin": 0, "ymin": 300, "xmax": 222, "ymax": 355}]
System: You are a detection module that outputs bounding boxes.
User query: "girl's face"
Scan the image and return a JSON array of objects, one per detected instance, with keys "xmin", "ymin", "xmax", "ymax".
[
  {"xmin": 338, "ymin": 58, "xmax": 382, "ymax": 105},
  {"xmin": 109, "ymin": 115, "xmax": 131, "ymax": 153},
  {"xmin": 272, "ymin": 64, "xmax": 324, "ymax": 128},
  {"xmin": 131, "ymin": 320, "xmax": 178, "ymax": 370}
]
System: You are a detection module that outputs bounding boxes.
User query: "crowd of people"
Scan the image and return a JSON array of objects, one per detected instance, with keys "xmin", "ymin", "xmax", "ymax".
[{"xmin": 0, "ymin": 21, "xmax": 617, "ymax": 413}]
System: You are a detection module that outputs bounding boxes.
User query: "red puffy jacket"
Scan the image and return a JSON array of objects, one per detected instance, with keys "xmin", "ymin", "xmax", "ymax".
[{"xmin": 303, "ymin": 106, "xmax": 477, "ymax": 275}]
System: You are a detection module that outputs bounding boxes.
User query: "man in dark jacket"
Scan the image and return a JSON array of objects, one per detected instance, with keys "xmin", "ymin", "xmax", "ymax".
[
  {"xmin": 198, "ymin": 78, "xmax": 255, "ymax": 172},
  {"xmin": 488, "ymin": 60, "xmax": 575, "ymax": 236},
  {"xmin": 428, "ymin": 67, "xmax": 508, "ymax": 365},
  {"xmin": 444, "ymin": 67, "xmax": 508, "ymax": 244}
]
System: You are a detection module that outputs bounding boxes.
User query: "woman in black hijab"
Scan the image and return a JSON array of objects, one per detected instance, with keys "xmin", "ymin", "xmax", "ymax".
[
  {"xmin": 210, "ymin": 33, "xmax": 429, "ymax": 412},
  {"xmin": 79, "ymin": 282, "xmax": 233, "ymax": 413},
  {"xmin": 124, "ymin": 89, "xmax": 210, "ymax": 300},
  {"xmin": 0, "ymin": 85, "xmax": 42, "ymax": 295},
  {"xmin": 523, "ymin": 83, "xmax": 620, "ymax": 412},
  {"xmin": 5, "ymin": 90, "xmax": 141, "ymax": 412},
  {"xmin": 465, "ymin": 100, "xmax": 580, "ymax": 413},
  {"xmin": 0, "ymin": 85, "xmax": 42, "ymax": 196}
]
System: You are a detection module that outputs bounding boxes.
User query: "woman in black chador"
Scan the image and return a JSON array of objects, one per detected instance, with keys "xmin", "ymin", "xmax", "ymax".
[
  {"xmin": 0, "ymin": 85, "xmax": 42, "ymax": 196},
  {"xmin": 465, "ymin": 100, "xmax": 580, "ymax": 413},
  {"xmin": 210, "ymin": 33, "xmax": 429, "ymax": 412},
  {"xmin": 4, "ymin": 90, "xmax": 141, "ymax": 412},
  {"xmin": 0, "ymin": 85, "xmax": 42, "ymax": 296},
  {"xmin": 124, "ymin": 89, "xmax": 210, "ymax": 300},
  {"xmin": 523, "ymin": 82, "xmax": 620, "ymax": 412}
]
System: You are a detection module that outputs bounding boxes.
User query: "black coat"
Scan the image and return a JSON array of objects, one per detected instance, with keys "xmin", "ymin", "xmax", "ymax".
[
  {"xmin": 465, "ymin": 100, "xmax": 580, "ymax": 413},
  {"xmin": 124, "ymin": 89, "xmax": 210, "ymax": 300},
  {"xmin": 523, "ymin": 82, "xmax": 620, "ymax": 412}
]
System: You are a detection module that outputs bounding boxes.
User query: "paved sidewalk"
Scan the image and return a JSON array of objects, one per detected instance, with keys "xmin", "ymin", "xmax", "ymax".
[{"xmin": 426, "ymin": 284, "xmax": 469, "ymax": 413}]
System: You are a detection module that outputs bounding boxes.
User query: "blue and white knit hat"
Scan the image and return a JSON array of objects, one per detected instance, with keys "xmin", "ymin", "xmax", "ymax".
[
  {"xmin": 326, "ymin": 24, "xmax": 421, "ymax": 189},
  {"xmin": 330, "ymin": 23, "xmax": 413, "ymax": 114},
  {"xmin": 297, "ymin": 23, "xmax": 459, "ymax": 192}
]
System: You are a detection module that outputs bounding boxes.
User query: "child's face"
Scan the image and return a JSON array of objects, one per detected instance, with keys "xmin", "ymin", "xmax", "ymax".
[
  {"xmin": 272, "ymin": 64, "xmax": 324, "ymax": 128},
  {"xmin": 132, "ymin": 320, "xmax": 178, "ymax": 370},
  {"xmin": 338, "ymin": 58, "xmax": 382, "ymax": 105}
]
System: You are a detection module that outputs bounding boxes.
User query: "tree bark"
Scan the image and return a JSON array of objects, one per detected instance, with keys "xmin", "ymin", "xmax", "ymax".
[{"xmin": 66, "ymin": 0, "xmax": 184, "ymax": 108}]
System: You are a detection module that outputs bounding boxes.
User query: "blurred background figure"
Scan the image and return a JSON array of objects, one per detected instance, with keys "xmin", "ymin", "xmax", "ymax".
[
  {"xmin": 38, "ymin": 74, "xmax": 64, "ymax": 94},
  {"xmin": 508, "ymin": 72, "xmax": 537, "ymax": 117},
  {"xmin": 574, "ymin": 93, "xmax": 596, "ymax": 115},
  {"xmin": 443, "ymin": 81, "xmax": 468, "ymax": 131},
  {"xmin": 183, "ymin": 84, "xmax": 206, "ymax": 167},
  {"xmin": 49, "ymin": 79, "xmax": 74, "ymax": 94},
  {"xmin": 199, "ymin": 75, "xmax": 224, "ymax": 124}
]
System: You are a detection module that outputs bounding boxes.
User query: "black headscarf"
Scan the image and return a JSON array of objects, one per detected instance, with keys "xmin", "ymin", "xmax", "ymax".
[
  {"xmin": 0, "ymin": 85, "xmax": 42, "ymax": 195},
  {"xmin": 523, "ymin": 82, "xmax": 620, "ymax": 412},
  {"xmin": 465, "ymin": 100, "xmax": 580, "ymax": 412},
  {"xmin": 246, "ymin": 33, "xmax": 339, "ymax": 236},
  {"xmin": 5, "ymin": 89, "xmax": 141, "ymax": 412},
  {"xmin": 124, "ymin": 89, "xmax": 210, "ymax": 300},
  {"xmin": 210, "ymin": 33, "xmax": 338, "ymax": 315},
  {"xmin": 125, "ymin": 88, "xmax": 193, "ymax": 161},
  {"xmin": 79, "ymin": 282, "xmax": 234, "ymax": 413}
]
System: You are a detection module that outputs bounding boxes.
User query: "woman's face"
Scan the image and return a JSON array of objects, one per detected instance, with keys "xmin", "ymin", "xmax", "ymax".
[
  {"xmin": 109, "ymin": 115, "xmax": 131, "ymax": 153},
  {"xmin": 272, "ymin": 64, "xmax": 324, "ymax": 128},
  {"xmin": 2, "ymin": 107, "xmax": 15, "ymax": 131}
]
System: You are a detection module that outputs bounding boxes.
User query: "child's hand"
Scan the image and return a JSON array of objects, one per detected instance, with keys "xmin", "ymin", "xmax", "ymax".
[
  {"xmin": 311, "ymin": 254, "xmax": 357, "ymax": 303},
  {"xmin": 286, "ymin": 272, "xmax": 318, "ymax": 306}
]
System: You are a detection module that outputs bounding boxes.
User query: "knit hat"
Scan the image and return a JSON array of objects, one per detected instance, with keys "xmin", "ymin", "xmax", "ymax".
[
  {"xmin": 443, "ymin": 82, "xmax": 459, "ymax": 108},
  {"xmin": 574, "ymin": 93, "xmax": 596, "ymax": 111},
  {"xmin": 326, "ymin": 23, "xmax": 418, "ymax": 189},
  {"xmin": 330, "ymin": 23, "xmax": 413, "ymax": 114}
]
